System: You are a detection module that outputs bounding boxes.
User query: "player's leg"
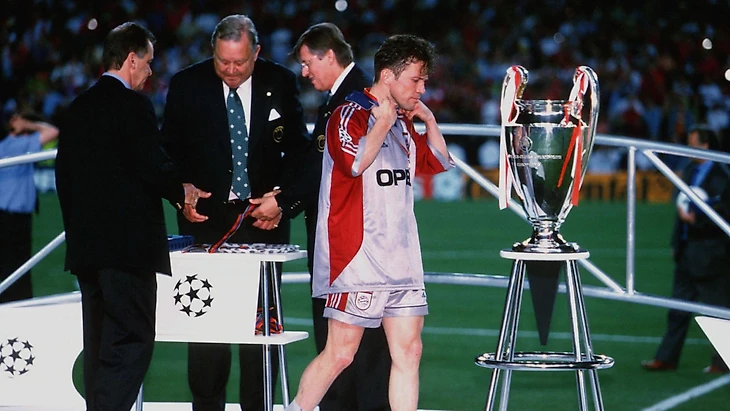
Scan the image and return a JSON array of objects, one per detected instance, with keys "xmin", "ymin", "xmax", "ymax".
[
  {"xmin": 380, "ymin": 289, "xmax": 428, "ymax": 411},
  {"xmin": 291, "ymin": 318, "xmax": 365, "ymax": 410},
  {"xmin": 382, "ymin": 315, "xmax": 424, "ymax": 411}
]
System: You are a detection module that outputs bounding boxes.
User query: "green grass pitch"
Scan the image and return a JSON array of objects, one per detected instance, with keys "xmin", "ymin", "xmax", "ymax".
[{"xmin": 27, "ymin": 192, "xmax": 727, "ymax": 410}]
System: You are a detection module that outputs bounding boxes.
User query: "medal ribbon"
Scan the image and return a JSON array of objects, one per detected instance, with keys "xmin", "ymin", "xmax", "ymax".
[
  {"xmin": 557, "ymin": 69, "xmax": 589, "ymax": 206},
  {"xmin": 499, "ymin": 66, "xmax": 523, "ymax": 210}
]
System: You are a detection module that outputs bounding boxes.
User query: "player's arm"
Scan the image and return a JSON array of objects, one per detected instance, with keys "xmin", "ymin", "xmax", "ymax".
[
  {"xmin": 11, "ymin": 114, "xmax": 59, "ymax": 145},
  {"xmin": 353, "ymin": 97, "xmax": 397, "ymax": 176}
]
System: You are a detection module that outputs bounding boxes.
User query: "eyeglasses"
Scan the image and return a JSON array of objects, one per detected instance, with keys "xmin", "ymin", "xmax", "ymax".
[{"xmin": 301, "ymin": 56, "xmax": 322, "ymax": 70}]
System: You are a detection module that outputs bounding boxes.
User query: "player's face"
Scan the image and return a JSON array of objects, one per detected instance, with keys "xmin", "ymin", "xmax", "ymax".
[
  {"xmin": 388, "ymin": 61, "xmax": 427, "ymax": 111},
  {"xmin": 130, "ymin": 41, "xmax": 154, "ymax": 91},
  {"xmin": 213, "ymin": 37, "xmax": 260, "ymax": 89},
  {"xmin": 299, "ymin": 45, "xmax": 332, "ymax": 92}
]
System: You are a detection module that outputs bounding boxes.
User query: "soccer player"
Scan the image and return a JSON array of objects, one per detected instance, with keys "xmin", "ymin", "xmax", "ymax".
[
  {"xmin": 286, "ymin": 34, "xmax": 453, "ymax": 411},
  {"xmin": 291, "ymin": 22, "xmax": 390, "ymax": 410}
]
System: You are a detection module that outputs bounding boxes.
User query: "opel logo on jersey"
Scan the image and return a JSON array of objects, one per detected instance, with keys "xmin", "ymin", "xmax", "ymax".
[{"xmin": 376, "ymin": 169, "xmax": 411, "ymax": 187}]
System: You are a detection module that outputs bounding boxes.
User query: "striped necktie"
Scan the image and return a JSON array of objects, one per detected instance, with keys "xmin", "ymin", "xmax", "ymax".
[{"xmin": 227, "ymin": 87, "xmax": 250, "ymax": 199}]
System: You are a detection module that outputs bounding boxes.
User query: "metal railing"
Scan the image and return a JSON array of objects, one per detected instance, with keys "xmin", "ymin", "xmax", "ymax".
[{"xmin": 2, "ymin": 124, "xmax": 730, "ymax": 320}]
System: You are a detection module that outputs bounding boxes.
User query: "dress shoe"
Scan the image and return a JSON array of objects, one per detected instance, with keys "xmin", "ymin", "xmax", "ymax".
[
  {"xmin": 641, "ymin": 359, "xmax": 677, "ymax": 371},
  {"xmin": 702, "ymin": 365, "xmax": 729, "ymax": 374}
]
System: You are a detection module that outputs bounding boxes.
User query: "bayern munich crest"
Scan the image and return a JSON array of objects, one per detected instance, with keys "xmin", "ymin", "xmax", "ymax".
[
  {"xmin": 0, "ymin": 337, "xmax": 35, "ymax": 377},
  {"xmin": 355, "ymin": 292, "xmax": 372, "ymax": 310},
  {"xmin": 173, "ymin": 274, "xmax": 214, "ymax": 317}
]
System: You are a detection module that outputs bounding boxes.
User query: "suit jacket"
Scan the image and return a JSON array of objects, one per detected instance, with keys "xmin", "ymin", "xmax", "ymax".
[
  {"xmin": 304, "ymin": 65, "xmax": 371, "ymax": 272},
  {"xmin": 162, "ymin": 57, "xmax": 309, "ymax": 243},
  {"xmin": 56, "ymin": 75, "xmax": 185, "ymax": 275},
  {"xmin": 671, "ymin": 161, "xmax": 730, "ymax": 277}
]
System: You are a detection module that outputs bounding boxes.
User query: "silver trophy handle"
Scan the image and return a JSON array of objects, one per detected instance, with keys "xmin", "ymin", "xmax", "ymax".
[
  {"xmin": 577, "ymin": 66, "xmax": 600, "ymax": 140},
  {"xmin": 501, "ymin": 65, "xmax": 529, "ymax": 101},
  {"xmin": 574, "ymin": 66, "xmax": 600, "ymax": 172}
]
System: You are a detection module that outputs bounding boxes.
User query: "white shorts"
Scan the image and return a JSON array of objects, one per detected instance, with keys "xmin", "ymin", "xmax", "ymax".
[{"xmin": 323, "ymin": 289, "xmax": 428, "ymax": 328}]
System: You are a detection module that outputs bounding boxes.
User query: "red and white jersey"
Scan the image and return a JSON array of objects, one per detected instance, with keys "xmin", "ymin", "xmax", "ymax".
[{"xmin": 312, "ymin": 90, "xmax": 453, "ymax": 298}]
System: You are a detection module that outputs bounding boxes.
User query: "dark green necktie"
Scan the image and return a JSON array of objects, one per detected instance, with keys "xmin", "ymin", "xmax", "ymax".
[{"xmin": 227, "ymin": 88, "xmax": 250, "ymax": 199}]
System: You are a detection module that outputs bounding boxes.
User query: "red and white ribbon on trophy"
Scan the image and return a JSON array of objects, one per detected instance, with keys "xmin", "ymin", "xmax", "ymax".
[
  {"xmin": 557, "ymin": 68, "xmax": 589, "ymax": 206},
  {"xmin": 498, "ymin": 66, "xmax": 523, "ymax": 210}
]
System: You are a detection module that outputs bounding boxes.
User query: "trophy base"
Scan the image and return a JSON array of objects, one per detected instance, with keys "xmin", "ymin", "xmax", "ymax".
[{"xmin": 512, "ymin": 234, "xmax": 582, "ymax": 254}]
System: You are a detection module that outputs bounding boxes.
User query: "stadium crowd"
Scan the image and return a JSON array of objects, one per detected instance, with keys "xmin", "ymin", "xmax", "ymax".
[{"xmin": 3, "ymin": 0, "xmax": 730, "ymax": 164}]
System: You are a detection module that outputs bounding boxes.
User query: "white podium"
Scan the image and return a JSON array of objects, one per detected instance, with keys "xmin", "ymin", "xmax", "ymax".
[
  {"xmin": 696, "ymin": 316, "xmax": 730, "ymax": 367},
  {"xmin": 0, "ymin": 299, "xmax": 85, "ymax": 410},
  {"xmin": 0, "ymin": 245, "xmax": 308, "ymax": 411},
  {"xmin": 153, "ymin": 245, "xmax": 309, "ymax": 411}
]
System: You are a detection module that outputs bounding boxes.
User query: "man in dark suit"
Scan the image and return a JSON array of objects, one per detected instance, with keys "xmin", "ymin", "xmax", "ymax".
[
  {"xmin": 55, "ymin": 22, "xmax": 208, "ymax": 411},
  {"xmin": 642, "ymin": 126, "xmax": 730, "ymax": 374},
  {"xmin": 291, "ymin": 23, "xmax": 391, "ymax": 411},
  {"xmin": 161, "ymin": 15, "xmax": 310, "ymax": 411}
]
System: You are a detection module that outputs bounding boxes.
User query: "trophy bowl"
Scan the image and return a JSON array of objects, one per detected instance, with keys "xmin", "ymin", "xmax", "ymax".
[{"xmin": 499, "ymin": 66, "xmax": 599, "ymax": 253}]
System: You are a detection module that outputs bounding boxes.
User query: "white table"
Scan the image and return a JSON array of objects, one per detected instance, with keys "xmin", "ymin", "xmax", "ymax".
[
  {"xmin": 152, "ymin": 246, "xmax": 309, "ymax": 411},
  {"xmin": 0, "ymin": 245, "xmax": 309, "ymax": 411}
]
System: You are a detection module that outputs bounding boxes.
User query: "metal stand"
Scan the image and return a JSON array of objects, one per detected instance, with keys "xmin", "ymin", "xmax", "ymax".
[
  {"xmin": 476, "ymin": 249, "xmax": 614, "ymax": 411},
  {"xmin": 261, "ymin": 260, "xmax": 294, "ymax": 410}
]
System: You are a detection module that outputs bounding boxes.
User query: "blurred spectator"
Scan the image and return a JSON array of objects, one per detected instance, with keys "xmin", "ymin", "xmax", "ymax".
[
  {"xmin": 0, "ymin": 111, "xmax": 59, "ymax": 302},
  {"xmin": 2, "ymin": 1, "xmax": 730, "ymax": 161},
  {"xmin": 586, "ymin": 146, "xmax": 622, "ymax": 174}
]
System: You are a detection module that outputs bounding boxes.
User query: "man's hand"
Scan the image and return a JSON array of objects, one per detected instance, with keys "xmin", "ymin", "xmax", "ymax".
[
  {"xmin": 182, "ymin": 183, "xmax": 210, "ymax": 223},
  {"xmin": 253, "ymin": 210, "xmax": 283, "ymax": 230},
  {"xmin": 677, "ymin": 205, "xmax": 696, "ymax": 225},
  {"xmin": 249, "ymin": 190, "xmax": 282, "ymax": 222}
]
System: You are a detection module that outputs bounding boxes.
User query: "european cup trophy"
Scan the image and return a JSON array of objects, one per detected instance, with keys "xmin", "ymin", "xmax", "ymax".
[{"xmin": 498, "ymin": 65, "xmax": 599, "ymax": 252}]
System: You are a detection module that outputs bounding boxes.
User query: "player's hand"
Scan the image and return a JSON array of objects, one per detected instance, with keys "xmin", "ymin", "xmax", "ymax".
[
  {"xmin": 400, "ymin": 100, "xmax": 434, "ymax": 123},
  {"xmin": 372, "ymin": 97, "xmax": 397, "ymax": 128}
]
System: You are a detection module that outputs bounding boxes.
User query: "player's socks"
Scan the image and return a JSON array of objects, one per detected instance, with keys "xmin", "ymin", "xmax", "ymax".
[{"xmin": 284, "ymin": 399, "xmax": 304, "ymax": 411}]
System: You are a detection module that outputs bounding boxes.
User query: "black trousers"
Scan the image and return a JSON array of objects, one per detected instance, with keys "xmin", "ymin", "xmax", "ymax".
[
  {"xmin": 77, "ymin": 267, "xmax": 157, "ymax": 411},
  {"xmin": 0, "ymin": 210, "xmax": 33, "ymax": 303},
  {"xmin": 184, "ymin": 207, "xmax": 287, "ymax": 411},
  {"xmin": 188, "ymin": 266, "xmax": 282, "ymax": 411},
  {"xmin": 306, "ymin": 210, "xmax": 391, "ymax": 411},
  {"xmin": 655, "ymin": 249, "xmax": 730, "ymax": 368}
]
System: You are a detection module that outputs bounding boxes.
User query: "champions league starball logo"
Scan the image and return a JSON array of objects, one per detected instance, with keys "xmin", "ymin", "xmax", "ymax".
[
  {"xmin": 173, "ymin": 274, "xmax": 214, "ymax": 317},
  {"xmin": 0, "ymin": 337, "xmax": 35, "ymax": 377}
]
